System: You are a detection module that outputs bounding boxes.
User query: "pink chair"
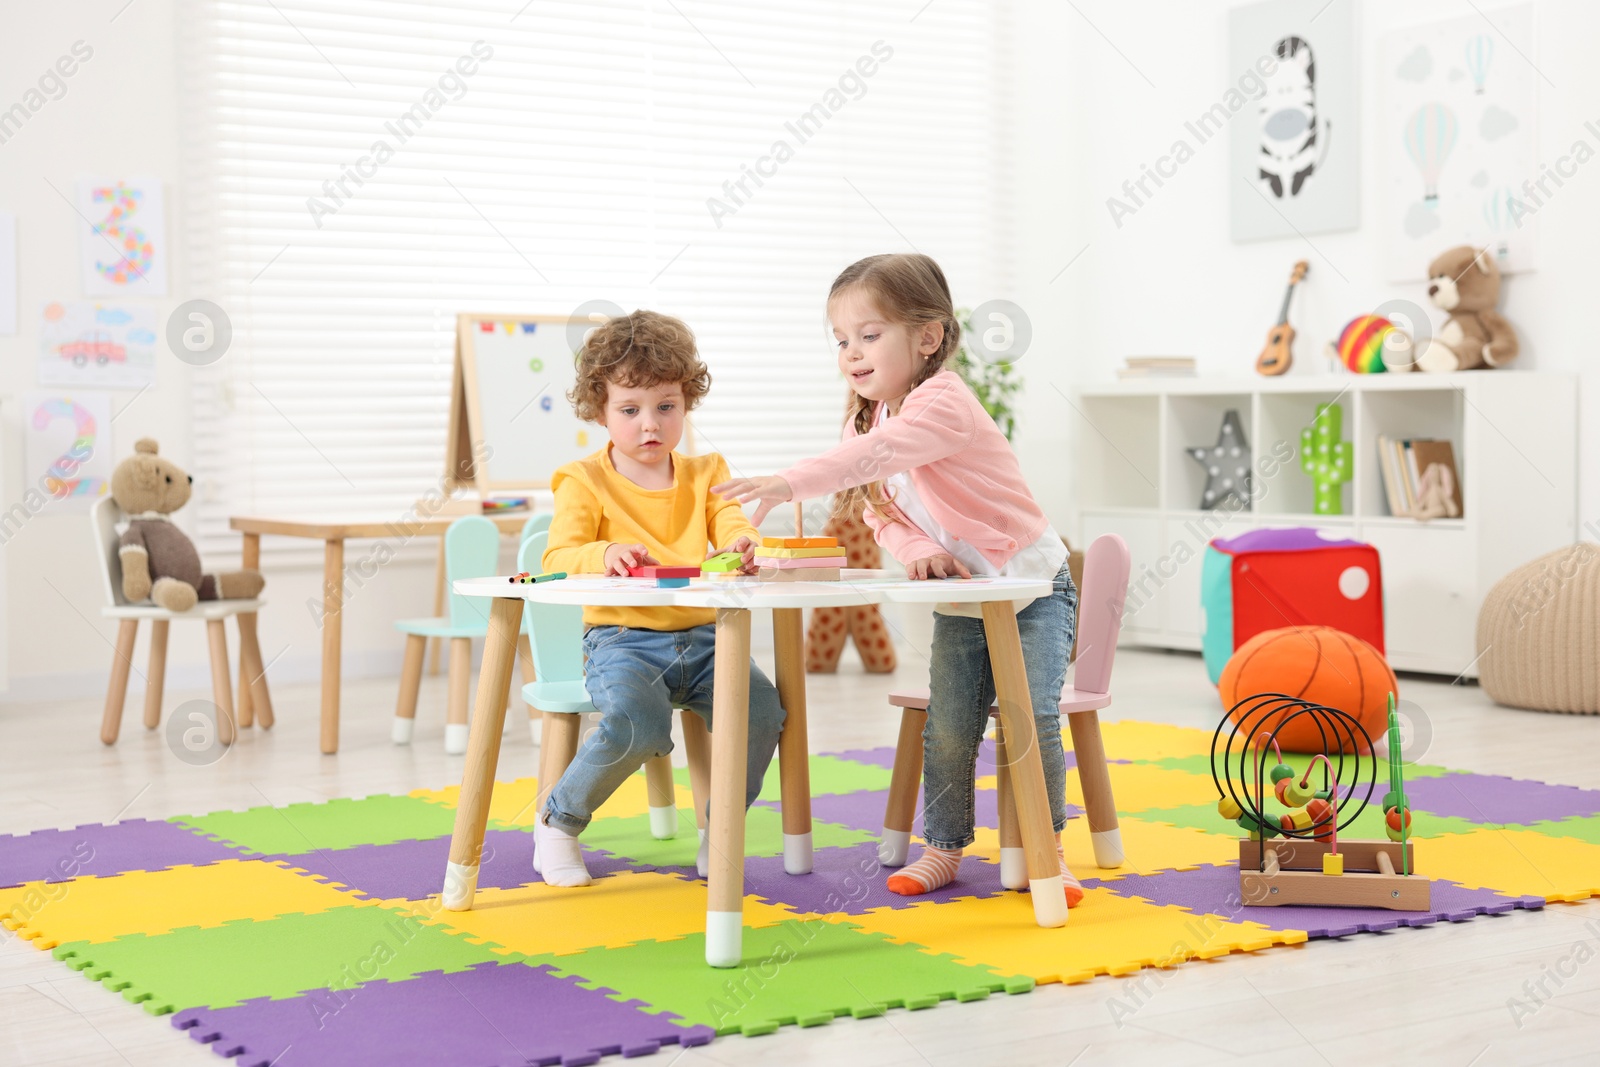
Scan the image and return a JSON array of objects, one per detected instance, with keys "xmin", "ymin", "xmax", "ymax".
[{"xmin": 878, "ymin": 534, "xmax": 1133, "ymax": 886}]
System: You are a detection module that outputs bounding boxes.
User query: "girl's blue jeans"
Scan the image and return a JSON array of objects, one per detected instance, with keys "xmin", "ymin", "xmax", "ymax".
[
  {"xmin": 920, "ymin": 561, "xmax": 1078, "ymax": 851},
  {"xmin": 543, "ymin": 622, "xmax": 787, "ymax": 834}
]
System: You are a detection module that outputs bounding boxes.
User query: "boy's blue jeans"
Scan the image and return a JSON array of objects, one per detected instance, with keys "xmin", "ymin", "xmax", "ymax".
[
  {"xmin": 920, "ymin": 562, "xmax": 1078, "ymax": 851},
  {"xmin": 543, "ymin": 622, "xmax": 787, "ymax": 834}
]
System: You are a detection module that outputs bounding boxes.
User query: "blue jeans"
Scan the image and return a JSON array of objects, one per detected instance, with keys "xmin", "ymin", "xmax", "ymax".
[
  {"xmin": 544, "ymin": 623, "xmax": 787, "ymax": 834},
  {"xmin": 921, "ymin": 562, "xmax": 1078, "ymax": 850}
]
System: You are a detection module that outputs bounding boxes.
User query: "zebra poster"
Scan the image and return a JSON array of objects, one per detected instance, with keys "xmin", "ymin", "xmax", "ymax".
[{"xmin": 1228, "ymin": 0, "xmax": 1359, "ymax": 242}]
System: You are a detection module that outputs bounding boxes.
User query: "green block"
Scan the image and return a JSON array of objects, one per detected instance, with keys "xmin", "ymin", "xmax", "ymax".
[
  {"xmin": 50, "ymin": 906, "xmax": 516, "ymax": 1015},
  {"xmin": 171, "ymin": 794, "xmax": 460, "ymax": 856},
  {"xmin": 530, "ymin": 919, "xmax": 1028, "ymax": 1036},
  {"xmin": 671, "ymin": 753, "xmax": 895, "ymax": 800},
  {"xmin": 583, "ymin": 808, "xmax": 874, "ymax": 868},
  {"xmin": 701, "ymin": 552, "xmax": 745, "ymax": 573}
]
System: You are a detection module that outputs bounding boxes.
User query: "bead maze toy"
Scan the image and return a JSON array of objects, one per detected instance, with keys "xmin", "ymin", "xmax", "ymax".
[
  {"xmin": 1212, "ymin": 692, "xmax": 1428, "ymax": 911},
  {"xmin": 626, "ymin": 565, "xmax": 700, "ymax": 588},
  {"xmin": 508, "ymin": 571, "xmax": 565, "ymax": 584}
]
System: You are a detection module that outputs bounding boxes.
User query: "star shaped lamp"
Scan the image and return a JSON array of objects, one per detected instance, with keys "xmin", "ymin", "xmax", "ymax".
[{"xmin": 1188, "ymin": 409, "xmax": 1252, "ymax": 510}]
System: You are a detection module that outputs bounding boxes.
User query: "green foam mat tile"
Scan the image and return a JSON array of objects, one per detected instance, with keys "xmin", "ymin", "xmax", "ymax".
[
  {"xmin": 530, "ymin": 918, "xmax": 1031, "ymax": 1036},
  {"xmin": 50, "ymin": 905, "xmax": 516, "ymax": 1015},
  {"xmin": 583, "ymin": 808, "xmax": 875, "ymax": 869},
  {"xmin": 171, "ymin": 795, "xmax": 460, "ymax": 856},
  {"xmin": 1520, "ymin": 815, "xmax": 1600, "ymax": 846}
]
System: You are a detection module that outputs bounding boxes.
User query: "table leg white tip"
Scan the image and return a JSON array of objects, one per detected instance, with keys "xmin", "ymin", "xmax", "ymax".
[
  {"xmin": 444, "ymin": 724, "xmax": 470, "ymax": 755},
  {"xmin": 1091, "ymin": 827, "xmax": 1125, "ymax": 869},
  {"xmin": 648, "ymin": 805, "xmax": 678, "ymax": 840},
  {"xmin": 999, "ymin": 847, "xmax": 1028, "ymax": 890},
  {"xmin": 696, "ymin": 831, "xmax": 710, "ymax": 879},
  {"xmin": 1028, "ymin": 876, "xmax": 1069, "ymax": 928},
  {"xmin": 705, "ymin": 911, "xmax": 744, "ymax": 968},
  {"xmin": 877, "ymin": 828, "xmax": 911, "ymax": 868},
  {"xmin": 442, "ymin": 862, "xmax": 478, "ymax": 911},
  {"xmin": 783, "ymin": 832, "xmax": 813, "ymax": 875},
  {"xmin": 390, "ymin": 717, "xmax": 414, "ymax": 745}
]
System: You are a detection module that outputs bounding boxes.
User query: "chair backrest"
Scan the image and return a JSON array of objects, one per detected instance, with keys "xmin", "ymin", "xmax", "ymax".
[
  {"xmin": 517, "ymin": 531, "xmax": 585, "ymax": 684},
  {"xmin": 519, "ymin": 512, "xmax": 553, "ymax": 549},
  {"xmin": 444, "ymin": 515, "xmax": 504, "ymax": 628},
  {"xmin": 1071, "ymin": 534, "xmax": 1132, "ymax": 696},
  {"xmin": 91, "ymin": 496, "xmax": 128, "ymax": 608}
]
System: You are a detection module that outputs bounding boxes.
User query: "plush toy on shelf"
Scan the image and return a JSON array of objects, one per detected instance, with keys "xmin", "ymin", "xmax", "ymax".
[
  {"xmin": 1392, "ymin": 245, "xmax": 1520, "ymax": 373},
  {"xmin": 112, "ymin": 439, "xmax": 265, "ymax": 612}
]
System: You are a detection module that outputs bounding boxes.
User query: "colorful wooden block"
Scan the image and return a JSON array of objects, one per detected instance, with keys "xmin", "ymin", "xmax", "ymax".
[
  {"xmin": 655, "ymin": 577, "xmax": 690, "ymax": 588},
  {"xmin": 701, "ymin": 553, "xmax": 745, "ymax": 573},
  {"xmin": 753, "ymin": 555, "xmax": 848, "ymax": 570},
  {"xmin": 761, "ymin": 537, "xmax": 839, "ymax": 549},
  {"xmin": 759, "ymin": 546, "xmax": 850, "ymax": 559},
  {"xmin": 627, "ymin": 565, "xmax": 700, "ymax": 579}
]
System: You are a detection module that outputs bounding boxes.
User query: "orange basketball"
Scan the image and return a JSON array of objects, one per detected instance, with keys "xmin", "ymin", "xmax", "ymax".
[{"xmin": 1219, "ymin": 625, "xmax": 1398, "ymax": 753}]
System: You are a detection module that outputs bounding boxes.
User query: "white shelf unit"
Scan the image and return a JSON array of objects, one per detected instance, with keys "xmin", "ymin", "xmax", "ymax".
[{"xmin": 1072, "ymin": 372, "xmax": 1578, "ymax": 678}]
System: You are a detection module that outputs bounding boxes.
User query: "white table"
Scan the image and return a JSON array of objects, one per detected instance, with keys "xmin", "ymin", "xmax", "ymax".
[{"xmin": 440, "ymin": 570, "xmax": 1067, "ymax": 968}]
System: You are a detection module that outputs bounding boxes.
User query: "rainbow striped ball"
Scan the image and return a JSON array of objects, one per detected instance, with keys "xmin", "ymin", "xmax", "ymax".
[{"xmin": 1335, "ymin": 315, "xmax": 1395, "ymax": 374}]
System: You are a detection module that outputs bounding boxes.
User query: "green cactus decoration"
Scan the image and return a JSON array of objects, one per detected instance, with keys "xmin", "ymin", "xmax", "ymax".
[{"xmin": 1299, "ymin": 403, "xmax": 1352, "ymax": 515}]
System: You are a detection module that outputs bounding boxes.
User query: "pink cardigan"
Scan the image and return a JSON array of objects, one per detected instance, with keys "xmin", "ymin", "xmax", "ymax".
[{"xmin": 778, "ymin": 370, "xmax": 1049, "ymax": 568}]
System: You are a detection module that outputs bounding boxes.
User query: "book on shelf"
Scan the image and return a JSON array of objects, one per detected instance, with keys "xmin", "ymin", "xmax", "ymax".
[
  {"xmin": 1117, "ymin": 355, "xmax": 1197, "ymax": 379},
  {"xmin": 1375, "ymin": 435, "xmax": 1463, "ymax": 519}
]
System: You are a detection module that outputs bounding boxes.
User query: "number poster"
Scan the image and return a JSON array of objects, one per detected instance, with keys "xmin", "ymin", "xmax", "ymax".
[{"xmin": 77, "ymin": 178, "xmax": 168, "ymax": 296}]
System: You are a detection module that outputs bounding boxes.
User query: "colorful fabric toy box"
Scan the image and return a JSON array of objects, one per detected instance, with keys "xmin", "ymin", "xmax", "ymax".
[{"xmin": 1200, "ymin": 527, "xmax": 1385, "ymax": 684}]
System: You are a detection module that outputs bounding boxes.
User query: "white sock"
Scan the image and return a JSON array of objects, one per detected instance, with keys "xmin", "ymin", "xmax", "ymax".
[{"xmin": 534, "ymin": 815, "xmax": 592, "ymax": 887}]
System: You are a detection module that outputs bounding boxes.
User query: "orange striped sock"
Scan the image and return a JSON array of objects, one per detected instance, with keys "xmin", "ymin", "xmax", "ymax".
[
  {"xmin": 885, "ymin": 845, "xmax": 963, "ymax": 896},
  {"xmin": 1059, "ymin": 841, "xmax": 1084, "ymax": 907}
]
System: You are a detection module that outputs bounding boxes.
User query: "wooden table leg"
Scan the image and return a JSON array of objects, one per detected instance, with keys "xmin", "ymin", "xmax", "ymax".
[
  {"xmin": 980, "ymin": 602, "xmax": 1067, "ymax": 929},
  {"xmin": 879, "ymin": 707, "xmax": 925, "ymax": 867},
  {"xmin": 428, "ymin": 537, "xmax": 446, "ymax": 676},
  {"xmin": 443, "ymin": 596, "xmax": 523, "ymax": 910},
  {"xmin": 101, "ymin": 619, "xmax": 139, "ymax": 746},
  {"xmin": 771, "ymin": 607, "xmax": 813, "ymax": 875},
  {"xmin": 206, "ymin": 618, "xmax": 236, "ymax": 747},
  {"xmin": 236, "ymin": 533, "xmax": 260, "ymax": 728},
  {"xmin": 236, "ymin": 612, "xmax": 274, "ymax": 730},
  {"xmin": 993, "ymin": 715, "xmax": 1027, "ymax": 890},
  {"xmin": 706, "ymin": 607, "xmax": 751, "ymax": 967},
  {"xmin": 319, "ymin": 538, "xmax": 345, "ymax": 755},
  {"xmin": 1067, "ymin": 710, "xmax": 1124, "ymax": 868}
]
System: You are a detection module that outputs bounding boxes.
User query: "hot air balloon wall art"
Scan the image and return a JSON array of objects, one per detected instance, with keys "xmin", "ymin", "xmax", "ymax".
[
  {"xmin": 1227, "ymin": 0, "xmax": 1360, "ymax": 242},
  {"xmin": 1380, "ymin": 5, "xmax": 1538, "ymax": 281}
]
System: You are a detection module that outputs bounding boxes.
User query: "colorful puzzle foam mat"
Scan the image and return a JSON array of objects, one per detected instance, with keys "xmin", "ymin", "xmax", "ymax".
[{"xmin": 3, "ymin": 724, "xmax": 1597, "ymax": 1066}]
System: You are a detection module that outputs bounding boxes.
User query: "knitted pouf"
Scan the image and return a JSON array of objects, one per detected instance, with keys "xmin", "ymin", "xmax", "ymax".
[{"xmin": 1477, "ymin": 543, "xmax": 1600, "ymax": 714}]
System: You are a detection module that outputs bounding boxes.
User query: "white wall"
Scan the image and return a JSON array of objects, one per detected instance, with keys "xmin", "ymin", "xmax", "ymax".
[
  {"xmin": 0, "ymin": 0, "xmax": 444, "ymax": 704},
  {"xmin": 1011, "ymin": 0, "xmax": 1597, "ymax": 543}
]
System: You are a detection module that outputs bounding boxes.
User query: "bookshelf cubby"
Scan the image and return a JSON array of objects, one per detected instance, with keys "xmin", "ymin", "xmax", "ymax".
[{"xmin": 1073, "ymin": 372, "xmax": 1577, "ymax": 677}]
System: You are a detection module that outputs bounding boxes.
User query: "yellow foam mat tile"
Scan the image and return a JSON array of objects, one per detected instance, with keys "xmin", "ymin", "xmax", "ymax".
[
  {"xmin": 844, "ymin": 887, "xmax": 1303, "ymax": 985},
  {"xmin": 411, "ymin": 774, "xmax": 694, "ymax": 827},
  {"xmin": 1414, "ymin": 829, "xmax": 1600, "ymax": 903},
  {"xmin": 1068, "ymin": 763, "xmax": 1217, "ymax": 813},
  {"xmin": 967, "ymin": 818, "xmax": 1241, "ymax": 880},
  {"xmin": 1083, "ymin": 720, "xmax": 1214, "ymax": 762},
  {"xmin": 0, "ymin": 860, "xmax": 374, "ymax": 948},
  {"xmin": 387, "ymin": 870, "xmax": 807, "ymax": 957}
]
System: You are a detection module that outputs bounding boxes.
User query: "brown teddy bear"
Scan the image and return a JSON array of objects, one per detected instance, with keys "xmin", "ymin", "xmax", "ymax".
[
  {"xmin": 112, "ymin": 439, "xmax": 264, "ymax": 612},
  {"xmin": 1390, "ymin": 245, "xmax": 1520, "ymax": 372}
]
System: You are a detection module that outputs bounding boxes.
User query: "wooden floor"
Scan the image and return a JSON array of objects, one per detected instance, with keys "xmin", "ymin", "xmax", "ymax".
[{"xmin": 2, "ymin": 644, "xmax": 1597, "ymax": 1066}]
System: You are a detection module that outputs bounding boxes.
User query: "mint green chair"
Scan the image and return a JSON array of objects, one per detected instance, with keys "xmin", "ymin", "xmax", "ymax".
[
  {"xmin": 519, "ymin": 512, "xmax": 553, "ymax": 549},
  {"xmin": 519, "ymin": 531, "xmax": 708, "ymax": 841},
  {"xmin": 394, "ymin": 515, "xmax": 526, "ymax": 755}
]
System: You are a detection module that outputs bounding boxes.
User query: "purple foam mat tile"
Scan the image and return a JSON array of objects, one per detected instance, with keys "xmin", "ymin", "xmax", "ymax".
[
  {"xmin": 741, "ymin": 841, "xmax": 1006, "ymax": 915},
  {"xmin": 756, "ymin": 788, "xmax": 1083, "ymax": 838},
  {"xmin": 265, "ymin": 830, "xmax": 644, "ymax": 901},
  {"xmin": 1402, "ymin": 773, "xmax": 1600, "ymax": 825},
  {"xmin": 1089, "ymin": 863, "xmax": 1545, "ymax": 939},
  {"xmin": 826, "ymin": 746, "xmax": 901, "ymax": 771},
  {"xmin": 0, "ymin": 819, "xmax": 252, "ymax": 889},
  {"xmin": 171, "ymin": 960, "xmax": 712, "ymax": 1067}
]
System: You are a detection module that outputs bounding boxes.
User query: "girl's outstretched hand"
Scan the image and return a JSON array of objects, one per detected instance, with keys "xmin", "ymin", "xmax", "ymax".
[
  {"xmin": 713, "ymin": 475, "xmax": 793, "ymax": 525},
  {"xmin": 905, "ymin": 553, "xmax": 972, "ymax": 581}
]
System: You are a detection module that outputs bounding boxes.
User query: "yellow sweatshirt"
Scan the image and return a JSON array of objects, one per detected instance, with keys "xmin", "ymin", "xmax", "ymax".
[{"xmin": 542, "ymin": 446, "xmax": 758, "ymax": 631}]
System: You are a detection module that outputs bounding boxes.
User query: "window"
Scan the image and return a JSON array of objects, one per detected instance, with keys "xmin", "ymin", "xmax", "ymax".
[{"xmin": 181, "ymin": 0, "xmax": 1012, "ymax": 558}]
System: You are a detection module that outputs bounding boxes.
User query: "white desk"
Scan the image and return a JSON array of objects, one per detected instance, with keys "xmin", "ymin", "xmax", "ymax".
[{"xmin": 440, "ymin": 570, "xmax": 1067, "ymax": 967}]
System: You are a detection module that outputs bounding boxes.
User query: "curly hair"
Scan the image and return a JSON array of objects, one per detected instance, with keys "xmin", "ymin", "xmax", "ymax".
[{"xmin": 568, "ymin": 310, "xmax": 711, "ymax": 423}]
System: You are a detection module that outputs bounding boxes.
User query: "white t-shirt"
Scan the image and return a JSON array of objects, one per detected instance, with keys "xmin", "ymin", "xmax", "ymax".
[{"xmin": 885, "ymin": 465, "xmax": 1067, "ymax": 617}]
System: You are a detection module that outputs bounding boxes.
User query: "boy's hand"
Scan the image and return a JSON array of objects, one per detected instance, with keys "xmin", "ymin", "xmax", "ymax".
[
  {"xmin": 604, "ymin": 543, "xmax": 658, "ymax": 576},
  {"xmin": 710, "ymin": 535, "xmax": 758, "ymax": 574},
  {"xmin": 713, "ymin": 475, "xmax": 793, "ymax": 525},
  {"xmin": 905, "ymin": 553, "xmax": 972, "ymax": 581}
]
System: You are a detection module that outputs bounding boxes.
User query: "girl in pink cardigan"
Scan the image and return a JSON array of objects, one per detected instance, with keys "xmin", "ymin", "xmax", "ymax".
[{"xmin": 716, "ymin": 253, "xmax": 1082, "ymax": 904}]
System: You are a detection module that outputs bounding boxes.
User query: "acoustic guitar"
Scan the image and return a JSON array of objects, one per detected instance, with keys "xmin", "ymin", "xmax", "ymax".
[{"xmin": 1255, "ymin": 260, "xmax": 1308, "ymax": 376}]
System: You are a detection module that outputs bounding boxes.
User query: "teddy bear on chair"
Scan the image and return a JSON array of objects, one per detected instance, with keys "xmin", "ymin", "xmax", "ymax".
[
  {"xmin": 112, "ymin": 439, "xmax": 265, "ymax": 612},
  {"xmin": 1384, "ymin": 245, "xmax": 1520, "ymax": 372}
]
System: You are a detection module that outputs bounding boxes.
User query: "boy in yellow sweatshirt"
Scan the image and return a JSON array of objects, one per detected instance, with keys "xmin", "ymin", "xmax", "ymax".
[{"xmin": 536, "ymin": 310, "xmax": 785, "ymax": 887}]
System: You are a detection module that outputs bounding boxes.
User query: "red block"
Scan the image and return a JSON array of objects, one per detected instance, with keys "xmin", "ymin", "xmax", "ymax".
[{"xmin": 627, "ymin": 565, "xmax": 700, "ymax": 579}]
